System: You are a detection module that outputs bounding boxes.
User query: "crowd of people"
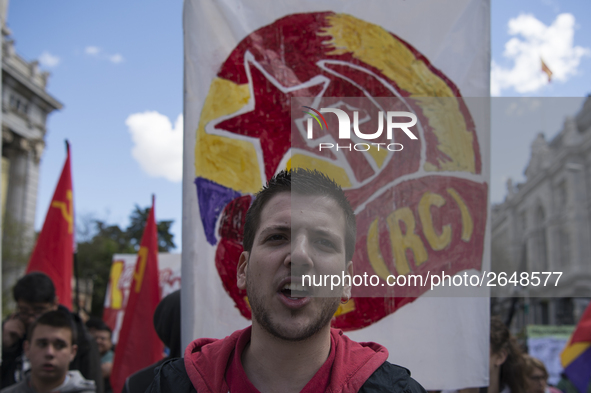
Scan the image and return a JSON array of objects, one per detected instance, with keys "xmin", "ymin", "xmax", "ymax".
[
  {"xmin": 487, "ymin": 316, "xmax": 570, "ymax": 393},
  {"xmin": 0, "ymin": 169, "xmax": 584, "ymax": 393},
  {"xmin": 1, "ymin": 273, "xmax": 180, "ymax": 393}
]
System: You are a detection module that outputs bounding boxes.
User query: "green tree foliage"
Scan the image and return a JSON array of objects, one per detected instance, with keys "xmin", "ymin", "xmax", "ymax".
[
  {"xmin": 76, "ymin": 221, "xmax": 134, "ymax": 317},
  {"xmin": 126, "ymin": 205, "xmax": 176, "ymax": 252},
  {"xmin": 76, "ymin": 205, "xmax": 175, "ymax": 317}
]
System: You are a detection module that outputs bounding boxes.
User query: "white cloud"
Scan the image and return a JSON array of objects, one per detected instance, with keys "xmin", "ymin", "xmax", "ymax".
[
  {"xmin": 85, "ymin": 46, "xmax": 100, "ymax": 55},
  {"xmin": 109, "ymin": 54, "xmax": 124, "ymax": 64},
  {"xmin": 39, "ymin": 51, "xmax": 60, "ymax": 67},
  {"xmin": 126, "ymin": 111, "xmax": 183, "ymax": 182},
  {"xmin": 491, "ymin": 13, "xmax": 590, "ymax": 96},
  {"xmin": 85, "ymin": 46, "xmax": 124, "ymax": 64}
]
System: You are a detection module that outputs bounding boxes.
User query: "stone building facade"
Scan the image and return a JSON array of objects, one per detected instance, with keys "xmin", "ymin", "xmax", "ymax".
[
  {"xmin": 1, "ymin": 4, "xmax": 62, "ymax": 305},
  {"xmin": 491, "ymin": 96, "xmax": 591, "ymax": 330}
]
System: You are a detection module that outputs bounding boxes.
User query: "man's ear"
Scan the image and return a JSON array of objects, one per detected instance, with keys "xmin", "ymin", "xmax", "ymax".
[
  {"xmin": 237, "ymin": 251, "xmax": 249, "ymax": 290},
  {"xmin": 493, "ymin": 348, "xmax": 509, "ymax": 367},
  {"xmin": 51, "ymin": 297, "xmax": 59, "ymax": 311},
  {"xmin": 70, "ymin": 344, "xmax": 78, "ymax": 363},
  {"xmin": 342, "ymin": 261, "xmax": 354, "ymax": 299}
]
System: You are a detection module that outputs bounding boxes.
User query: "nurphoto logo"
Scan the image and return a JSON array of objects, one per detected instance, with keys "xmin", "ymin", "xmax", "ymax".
[{"xmin": 302, "ymin": 105, "xmax": 418, "ymax": 152}]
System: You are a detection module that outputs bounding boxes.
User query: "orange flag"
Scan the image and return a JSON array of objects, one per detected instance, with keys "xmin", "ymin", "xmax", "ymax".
[
  {"xmin": 26, "ymin": 141, "xmax": 74, "ymax": 309},
  {"xmin": 541, "ymin": 57, "xmax": 553, "ymax": 82},
  {"xmin": 110, "ymin": 196, "xmax": 163, "ymax": 393}
]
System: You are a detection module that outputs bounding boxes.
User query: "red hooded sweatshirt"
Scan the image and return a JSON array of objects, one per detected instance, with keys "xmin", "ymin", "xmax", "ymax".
[{"xmin": 184, "ymin": 326, "xmax": 389, "ymax": 393}]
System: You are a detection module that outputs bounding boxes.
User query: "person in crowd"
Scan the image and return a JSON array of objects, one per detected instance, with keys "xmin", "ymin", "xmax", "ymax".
[
  {"xmin": 85, "ymin": 319, "xmax": 114, "ymax": 393},
  {"xmin": 489, "ymin": 316, "xmax": 528, "ymax": 393},
  {"xmin": 2, "ymin": 315, "xmax": 26, "ymax": 386},
  {"xmin": 122, "ymin": 290, "xmax": 181, "ymax": 393},
  {"xmin": 2, "ymin": 315, "xmax": 25, "ymax": 350},
  {"xmin": 147, "ymin": 169, "xmax": 426, "ymax": 393},
  {"xmin": 0, "ymin": 272, "xmax": 104, "ymax": 393},
  {"xmin": 522, "ymin": 355, "xmax": 561, "ymax": 393},
  {"xmin": 0, "ymin": 310, "xmax": 96, "ymax": 393}
]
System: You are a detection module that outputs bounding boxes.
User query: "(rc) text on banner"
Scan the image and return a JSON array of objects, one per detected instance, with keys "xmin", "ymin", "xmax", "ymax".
[{"xmin": 183, "ymin": 1, "xmax": 490, "ymax": 389}]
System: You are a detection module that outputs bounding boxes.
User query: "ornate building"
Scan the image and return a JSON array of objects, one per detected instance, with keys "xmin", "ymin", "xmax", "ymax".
[
  {"xmin": 1, "ymin": 1, "xmax": 62, "ymax": 306},
  {"xmin": 491, "ymin": 96, "xmax": 591, "ymax": 330}
]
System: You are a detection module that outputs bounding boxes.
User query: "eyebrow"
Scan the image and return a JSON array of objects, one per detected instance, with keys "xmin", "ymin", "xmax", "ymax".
[
  {"xmin": 257, "ymin": 225, "xmax": 290, "ymax": 238},
  {"xmin": 35, "ymin": 338, "xmax": 68, "ymax": 345},
  {"xmin": 259, "ymin": 226, "xmax": 344, "ymax": 245},
  {"xmin": 310, "ymin": 228, "xmax": 339, "ymax": 237},
  {"xmin": 311, "ymin": 228, "xmax": 344, "ymax": 247}
]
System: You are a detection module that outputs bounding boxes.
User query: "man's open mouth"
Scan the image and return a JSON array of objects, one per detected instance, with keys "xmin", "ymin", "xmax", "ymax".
[{"xmin": 280, "ymin": 282, "xmax": 309, "ymax": 299}]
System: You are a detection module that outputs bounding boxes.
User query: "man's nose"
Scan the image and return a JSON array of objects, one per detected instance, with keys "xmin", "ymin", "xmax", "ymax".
[
  {"xmin": 45, "ymin": 345, "xmax": 56, "ymax": 358},
  {"xmin": 288, "ymin": 235, "xmax": 314, "ymax": 269}
]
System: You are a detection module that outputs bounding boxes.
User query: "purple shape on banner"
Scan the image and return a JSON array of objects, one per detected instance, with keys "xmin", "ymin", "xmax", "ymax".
[
  {"xmin": 565, "ymin": 345, "xmax": 591, "ymax": 393},
  {"xmin": 195, "ymin": 177, "xmax": 241, "ymax": 245}
]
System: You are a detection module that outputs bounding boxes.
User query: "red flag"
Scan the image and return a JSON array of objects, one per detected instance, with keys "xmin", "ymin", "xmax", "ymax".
[
  {"xmin": 541, "ymin": 57, "xmax": 553, "ymax": 82},
  {"xmin": 26, "ymin": 141, "xmax": 74, "ymax": 309},
  {"xmin": 110, "ymin": 196, "xmax": 163, "ymax": 393}
]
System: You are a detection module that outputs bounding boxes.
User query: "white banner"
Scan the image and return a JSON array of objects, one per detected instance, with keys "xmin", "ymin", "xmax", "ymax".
[
  {"xmin": 527, "ymin": 325, "xmax": 575, "ymax": 386},
  {"xmin": 183, "ymin": 0, "xmax": 490, "ymax": 389},
  {"xmin": 103, "ymin": 253, "xmax": 181, "ymax": 344}
]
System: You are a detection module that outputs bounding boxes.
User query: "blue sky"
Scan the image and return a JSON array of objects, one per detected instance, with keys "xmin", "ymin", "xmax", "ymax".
[
  {"xmin": 5, "ymin": 0, "xmax": 591, "ymax": 251},
  {"xmin": 7, "ymin": 1, "xmax": 184, "ymax": 247}
]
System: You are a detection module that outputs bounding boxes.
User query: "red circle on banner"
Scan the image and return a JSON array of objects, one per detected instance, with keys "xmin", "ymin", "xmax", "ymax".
[{"xmin": 206, "ymin": 12, "xmax": 487, "ymax": 330}]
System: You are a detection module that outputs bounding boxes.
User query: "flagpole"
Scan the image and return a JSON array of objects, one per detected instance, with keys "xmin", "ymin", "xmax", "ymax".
[
  {"xmin": 0, "ymin": 4, "xmax": 4, "ymax": 360},
  {"xmin": 65, "ymin": 140, "xmax": 80, "ymax": 314},
  {"xmin": 152, "ymin": 194, "xmax": 156, "ymax": 255},
  {"xmin": 74, "ymin": 252, "xmax": 80, "ymax": 314}
]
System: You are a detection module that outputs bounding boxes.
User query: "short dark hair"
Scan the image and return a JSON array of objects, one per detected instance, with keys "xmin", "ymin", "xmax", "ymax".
[
  {"xmin": 243, "ymin": 169, "xmax": 357, "ymax": 261},
  {"xmin": 27, "ymin": 310, "xmax": 77, "ymax": 345},
  {"xmin": 13, "ymin": 272, "xmax": 56, "ymax": 303},
  {"xmin": 85, "ymin": 317, "xmax": 112, "ymax": 337}
]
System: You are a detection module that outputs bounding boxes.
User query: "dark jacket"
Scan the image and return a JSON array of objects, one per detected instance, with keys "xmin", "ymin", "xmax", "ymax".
[
  {"xmin": 147, "ymin": 358, "xmax": 425, "ymax": 393},
  {"xmin": 121, "ymin": 359, "xmax": 166, "ymax": 393},
  {"xmin": 0, "ymin": 307, "xmax": 103, "ymax": 393},
  {"xmin": 1, "ymin": 336, "xmax": 25, "ymax": 389},
  {"xmin": 147, "ymin": 327, "xmax": 426, "ymax": 393}
]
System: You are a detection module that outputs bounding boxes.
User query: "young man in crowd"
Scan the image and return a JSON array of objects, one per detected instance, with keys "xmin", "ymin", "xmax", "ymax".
[
  {"xmin": 0, "ymin": 310, "xmax": 96, "ymax": 393},
  {"xmin": 1, "ymin": 273, "xmax": 103, "ymax": 393},
  {"xmin": 148, "ymin": 169, "xmax": 426, "ymax": 393},
  {"xmin": 85, "ymin": 319, "xmax": 114, "ymax": 393}
]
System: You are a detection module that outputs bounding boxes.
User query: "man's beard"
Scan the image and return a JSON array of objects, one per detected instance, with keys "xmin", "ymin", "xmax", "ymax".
[{"xmin": 246, "ymin": 273, "xmax": 340, "ymax": 342}]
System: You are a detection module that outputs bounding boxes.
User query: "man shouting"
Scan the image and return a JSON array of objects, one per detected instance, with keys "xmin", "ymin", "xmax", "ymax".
[{"xmin": 149, "ymin": 169, "xmax": 426, "ymax": 393}]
